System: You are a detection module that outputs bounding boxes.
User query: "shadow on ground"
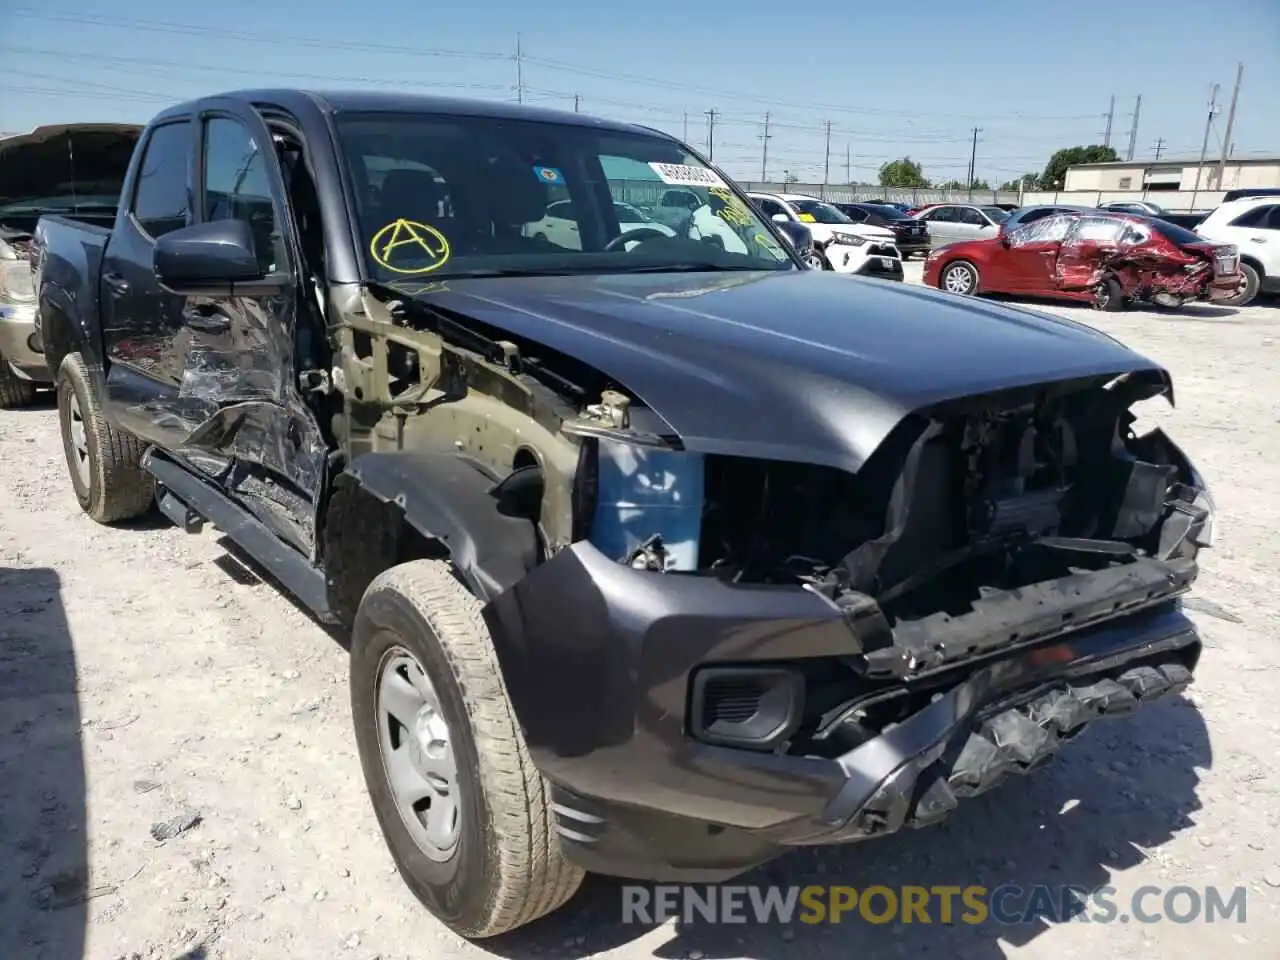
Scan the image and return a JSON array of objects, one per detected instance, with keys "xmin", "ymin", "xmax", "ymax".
[
  {"xmin": 0, "ymin": 567, "xmax": 88, "ymax": 960},
  {"xmin": 485, "ymin": 695, "xmax": 1211, "ymax": 960}
]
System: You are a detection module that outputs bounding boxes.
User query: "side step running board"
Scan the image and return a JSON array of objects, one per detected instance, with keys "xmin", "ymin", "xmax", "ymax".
[{"xmin": 144, "ymin": 449, "xmax": 338, "ymax": 625}]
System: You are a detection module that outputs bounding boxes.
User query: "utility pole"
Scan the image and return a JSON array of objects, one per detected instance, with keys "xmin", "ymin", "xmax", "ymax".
[
  {"xmin": 845, "ymin": 143, "xmax": 851, "ymax": 185},
  {"xmin": 822, "ymin": 120, "xmax": 832, "ymax": 196},
  {"xmin": 682, "ymin": 111, "xmax": 688, "ymax": 142},
  {"xmin": 760, "ymin": 111, "xmax": 771, "ymax": 182},
  {"xmin": 515, "ymin": 34, "xmax": 524, "ymax": 104},
  {"xmin": 1190, "ymin": 82, "xmax": 1220, "ymax": 211},
  {"xmin": 1103, "ymin": 94, "xmax": 1115, "ymax": 147},
  {"xmin": 573, "ymin": 94, "xmax": 580, "ymax": 113},
  {"xmin": 1215, "ymin": 61, "xmax": 1244, "ymax": 190},
  {"xmin": 966, "ymin": 127, "xmax": 981, "ymax": 198},
  {"xmin": 1151, "ymin": 137, "xmax": 1166, "ymax": 161},
  {"xmin": 1125, "ymin": 94, "xmax": 1142, "ymax": 161},
  {"xmin": 705, "ymin": 108, "xmax": 717, "ymax": 160}
]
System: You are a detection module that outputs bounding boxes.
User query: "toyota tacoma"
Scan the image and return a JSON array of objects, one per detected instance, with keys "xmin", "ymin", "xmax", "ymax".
[{"xmin": 33, "ymin": 90, "xmax": 1214, "ymax": 939}]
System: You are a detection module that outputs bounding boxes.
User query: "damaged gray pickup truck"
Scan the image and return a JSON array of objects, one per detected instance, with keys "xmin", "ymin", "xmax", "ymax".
[{"xmin": 33, "ymin": 90, "xmax": 1216, "ymax": 939}]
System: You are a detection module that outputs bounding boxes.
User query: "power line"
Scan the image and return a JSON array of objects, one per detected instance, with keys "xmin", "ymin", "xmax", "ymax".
[
  {"xmin": 1151, "ymin": 138, "xmax": 1166, "ymax": 161},
  {"xmin": 0, "ymin": 46, "xmax": 511, "ymax": 94},
  {"xmin": 4, "ymin": 8, "xmax": 509, "ymax": 59}
]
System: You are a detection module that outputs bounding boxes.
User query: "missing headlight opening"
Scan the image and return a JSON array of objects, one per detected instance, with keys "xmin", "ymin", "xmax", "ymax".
[{"xmin": 588, "ymin": 373, "xmax": 1210, "ymax": 754}]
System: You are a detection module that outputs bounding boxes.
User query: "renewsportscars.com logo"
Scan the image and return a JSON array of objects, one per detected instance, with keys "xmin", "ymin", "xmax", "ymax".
[{"xmin": 622, "ymin": 884, "xmax": 1249, "ymax": 926}]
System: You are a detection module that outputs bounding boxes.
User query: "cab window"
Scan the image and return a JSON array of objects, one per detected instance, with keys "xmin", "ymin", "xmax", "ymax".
[{"xmin": 201, "ymin": 116, "xmax": 285, "ymax": 272}]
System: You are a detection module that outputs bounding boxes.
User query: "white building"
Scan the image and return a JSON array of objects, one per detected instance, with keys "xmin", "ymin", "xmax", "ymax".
[{"xmin": 1063, "ymin": 155, "xmax": 1280, "ymax": 194}]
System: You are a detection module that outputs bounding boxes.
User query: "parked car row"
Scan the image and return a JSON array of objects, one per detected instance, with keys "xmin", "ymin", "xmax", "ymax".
[{"xmin": 748, "ymin": 192, "xmax": 906, "ymax": 278}]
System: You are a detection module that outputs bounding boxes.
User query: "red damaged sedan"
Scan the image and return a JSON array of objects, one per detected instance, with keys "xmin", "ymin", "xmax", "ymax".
[{"xmin": 923, "ymin": 211, "xmax": 1242, "ymax": 310}]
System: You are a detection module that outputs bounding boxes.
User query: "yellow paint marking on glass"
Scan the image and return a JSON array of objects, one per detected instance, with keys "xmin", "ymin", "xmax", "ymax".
[
  {"xmin": 709, "ymin": 186, "xmax": 755, "ymax": 228},
  {"xmin": 370, "ymin": 219, "xmax": 451, "ymax": 275}
]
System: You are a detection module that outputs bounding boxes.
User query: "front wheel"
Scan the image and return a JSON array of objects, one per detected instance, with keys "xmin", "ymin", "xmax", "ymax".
[
  {"xmin": 350, "ymin": 560, "xmax": 584, "ymax": 939},
  {"xmin": 940, "ymin": 260, "xmax": 979, "ymax": 296},
  {"xmin": 802, "ymin": 249, "xmax": 828, "ymax": 270}
]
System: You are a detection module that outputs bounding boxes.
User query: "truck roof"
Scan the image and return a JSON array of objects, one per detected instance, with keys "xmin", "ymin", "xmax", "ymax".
[{"xmin": 154, "ymin": 89, "xmax": 655, "ymax": 137}]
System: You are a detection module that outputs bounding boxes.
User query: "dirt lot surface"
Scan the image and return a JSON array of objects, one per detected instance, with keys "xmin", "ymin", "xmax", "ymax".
[{"xmin": 3, "ymin": 279, "xmax": 1279, "ymax": 960}]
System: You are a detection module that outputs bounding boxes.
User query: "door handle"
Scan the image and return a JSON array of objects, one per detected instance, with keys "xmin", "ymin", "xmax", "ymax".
[
  {"xmin": 183, "ymin": 306, "xmax": 231, "ymax": 333},
  {"xmin": 102, "ymin": 272, "xmax": 129, "ymax": 295},
  {"xmin": 1249, "ymin": 236, "xmax": 1266, "ymax": 243}
]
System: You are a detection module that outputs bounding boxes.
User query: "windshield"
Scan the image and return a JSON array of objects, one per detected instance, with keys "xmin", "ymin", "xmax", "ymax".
[
  {"xmin": 335, "ymin": 113, "xmax": 794, "ymax": 281},
  {"xmin": 980, "ymin": 206, "xmax": 1011, "ymax": 224},
  {"xmin": 863, "ymin": 204, "xmax": 910, "ymax": 220},
  {"xmin": 787, "ymin": 199, "xmax": 854, "ymax": 224}
]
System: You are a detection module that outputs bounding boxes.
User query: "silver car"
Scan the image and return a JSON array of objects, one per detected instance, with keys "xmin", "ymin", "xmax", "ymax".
[{"xmin": 915, "ymin": 203, "xmax": 1011, "ymax": 247}]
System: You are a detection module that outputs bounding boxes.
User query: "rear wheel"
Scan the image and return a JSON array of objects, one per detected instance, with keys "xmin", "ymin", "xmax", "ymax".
[
  {"xmin": 0, "ymin": 354, "xmax": 37, "ymax": 408},
  {"xmin": 350, "ymin": 560, "xmax": 584, "ymax": 939},
  {"xmin": 1221, "ymin": 262, "xmax": 1260, "ymax": 307},
  {"xmin": 55, "ymin": 352, "xmax": 154, "ymax": 523},
  {"xmin": 940, "ymin": 261, "xmax": 979, "ymax": 295}
]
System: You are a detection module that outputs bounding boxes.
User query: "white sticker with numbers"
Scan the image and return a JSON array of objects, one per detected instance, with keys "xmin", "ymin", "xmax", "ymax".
[{"xmin": 648, "ymin": 162, "xmax": 727, "ymax": 188}]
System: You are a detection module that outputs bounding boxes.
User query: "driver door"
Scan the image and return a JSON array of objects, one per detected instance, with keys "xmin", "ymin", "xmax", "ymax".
[{"xmin": 177, "ymin": 98, "xmax": 330, "ymax": 556}]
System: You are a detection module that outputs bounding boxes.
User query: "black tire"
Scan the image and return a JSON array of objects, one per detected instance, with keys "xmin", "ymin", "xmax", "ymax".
[
  {"xmin": 0, "ymin": 353, "xmax": 37, "ymax": 408},
  {"xmin": 1092, "ymin": 276, "xmax": 1125, "ymax": 312},
  {"xmin": 350, "ymin": 560, "xmax": 584, "ymax": 939},
  {"xmin": 55, "ymin": 352, "xmax": 154, "ymax": 523},
  {"xmin": 940, "ymin": 260, "xmax": 980, "ymax": 296},
  {"xmin": 1221, "ymin": 261, "xmax": 1260, "ymax": 307}
]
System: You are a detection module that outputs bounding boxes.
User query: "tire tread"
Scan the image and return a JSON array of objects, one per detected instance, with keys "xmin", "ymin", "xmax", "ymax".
[
  {"xmin": 59, "ymin": 352, "xmax": 154, "ymax": 523},
  {"xmin": 363, "ymin": 560, "xmax": 583, "ymax": 937}
]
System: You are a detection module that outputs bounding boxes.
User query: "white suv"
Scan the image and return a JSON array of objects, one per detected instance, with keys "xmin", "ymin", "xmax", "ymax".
[
  {"xmin": 748, "ymin": 192, "xmax": 903, "ymax": 279},
  {"xmin": 1194, "ymin": 196, "xmax": 1280, "ymax": 306}
]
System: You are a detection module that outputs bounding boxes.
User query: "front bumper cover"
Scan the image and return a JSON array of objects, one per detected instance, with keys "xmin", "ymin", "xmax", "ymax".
[
  {"xmin": 483, "ymin": 541, "xmax": 1200, "ymax": 882},
  {"xmin": 0, "ymin": 304, "xmax": 48, "ymax": 380}
]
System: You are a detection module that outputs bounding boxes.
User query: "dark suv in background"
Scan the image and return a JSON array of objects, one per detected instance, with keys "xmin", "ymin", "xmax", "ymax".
[{"xmin": 833, "ymin": 201, "xmax": 931, "ymax": 258}]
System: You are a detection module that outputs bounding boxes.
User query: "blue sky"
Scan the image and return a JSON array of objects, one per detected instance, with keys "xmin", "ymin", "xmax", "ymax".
[{"xmin": 3, "ymin": 0, "xmax": 1278, "ymax": 186}]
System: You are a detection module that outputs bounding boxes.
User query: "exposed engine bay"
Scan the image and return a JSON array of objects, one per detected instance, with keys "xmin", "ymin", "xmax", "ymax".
[{"xmin": 608, "ymin": 373, "xmax": 1210, "ymax": 683}]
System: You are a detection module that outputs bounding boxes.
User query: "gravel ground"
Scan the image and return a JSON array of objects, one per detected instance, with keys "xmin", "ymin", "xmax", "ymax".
[{"xmin": 2, "ymin": 277, "xmax": 1279, "ymax": 960}]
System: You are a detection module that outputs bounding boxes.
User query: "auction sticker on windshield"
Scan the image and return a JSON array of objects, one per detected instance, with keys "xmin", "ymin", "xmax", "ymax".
[
  {"xmin": 370, "ymin": 218, "xmax": 451, "ymax": 275},
  {"xmin": 649, "ymin": 162, "xmax": 726, "ymax": 188}
]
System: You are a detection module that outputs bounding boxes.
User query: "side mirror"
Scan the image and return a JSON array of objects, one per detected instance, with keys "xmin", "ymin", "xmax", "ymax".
[
  {"xmin": 999, "ymin": 233, "xmax": 1012, "ymax": 247},
  {"xmin": 771, "ymin": 213, "xmax": 789, "ymax": 224},
  {"xmin": 153, "ymin": 219, "xmax": 277, "ymax": 296}
]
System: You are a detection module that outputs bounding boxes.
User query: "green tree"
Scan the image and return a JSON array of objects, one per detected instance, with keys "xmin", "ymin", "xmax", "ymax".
[
  {"xmin": 939, "ymin": 177, "xmax": 990, "ymax": 191},
  {"xmin": 1037, "ymin": 145, "xmax": 1120, "ymax": 190},
  {"xmin": 999, "ymin": 173, "xmax": 1039, "ymax": 191},
  {"xmin": 782, "ymin": 169, "xmax": 800, "ymax": 184},
  {"xmin": 879, "ymin": 157, "xmax": 930, "ymax": 188}
]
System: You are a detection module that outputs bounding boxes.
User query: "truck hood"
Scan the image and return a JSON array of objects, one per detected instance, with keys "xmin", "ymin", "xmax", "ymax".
[
  {"xmin": 411, "ymin": 269, "xmax": 1166, "ymax": 473},
  {"xmin": 0, "ymin": 123, "xmax": 142, "ymax": 233}
]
